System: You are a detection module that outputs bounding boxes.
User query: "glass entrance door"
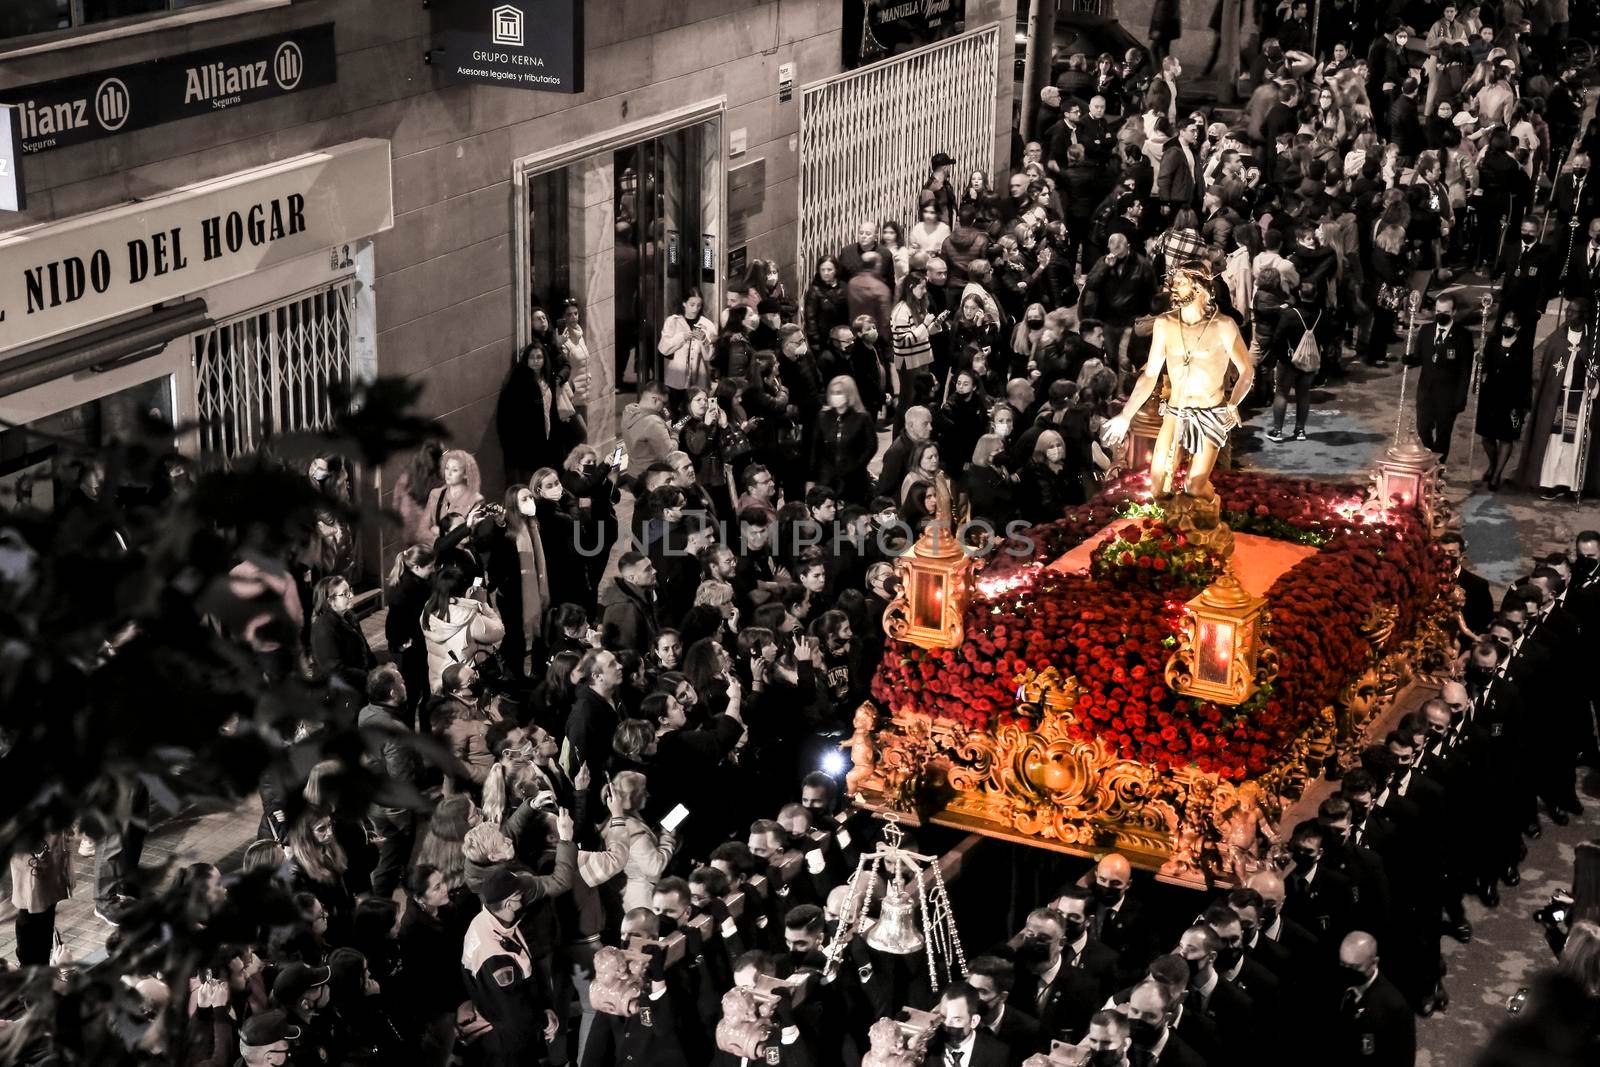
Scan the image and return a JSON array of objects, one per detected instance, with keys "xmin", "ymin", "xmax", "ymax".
[
  {"xmin": 613, "ymin": 124, "xmax": 711, "ymax": 391},
  {"xmin": 0, "ymin": 373, "xmax": 176, "ymax": 513},
  {"xmin": 523, "ymin": 113, "xmax": 720, "ymax": 439}
]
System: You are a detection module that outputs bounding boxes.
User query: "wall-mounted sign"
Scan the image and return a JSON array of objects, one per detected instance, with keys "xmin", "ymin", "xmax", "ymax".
[
  {"xmin": 0, "ymin": 106, "xmax": 22, "ymax": 212},
  {"xmin": 842, "ymin": 0, "xmax": 966, "ymax": 70},
  {"xmin": 431, "ymin": 0, "xmax": 583, "ymax": 93},
  {"xmin": 0, "ymin": 24, "xmax": 337, "ymax": 156},
  {"xmin": 778, "ymin": 62, "xmax": 795, "ymax": 101},
  {"xmin": 0, "ymin": 139, "xmax": 393, "ymax": 355}
]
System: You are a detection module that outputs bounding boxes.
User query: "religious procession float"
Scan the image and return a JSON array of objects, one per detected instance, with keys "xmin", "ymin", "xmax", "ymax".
[{"xmin": 848, "ymin": 259, "xmax": 1462, "ymax": 889}]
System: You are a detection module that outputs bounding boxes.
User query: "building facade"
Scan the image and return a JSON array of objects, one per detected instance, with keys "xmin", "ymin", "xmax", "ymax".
[{"xmin": 0, "ymin": 0, "xmax": 1014, "ymax": 567}]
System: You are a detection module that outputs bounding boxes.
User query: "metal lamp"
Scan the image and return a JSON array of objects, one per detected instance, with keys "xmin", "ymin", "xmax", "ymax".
[
  {"xmin": 1373, "ymin": 438, "xmax": 1440, "ymax": 522},
  {"xmin": 1165, "ymin": 572, "xmax": 1275, "ymax": 706},
  {"xmin": 883, "ymin": 524, "xmax": 974, "ymax": 650}
]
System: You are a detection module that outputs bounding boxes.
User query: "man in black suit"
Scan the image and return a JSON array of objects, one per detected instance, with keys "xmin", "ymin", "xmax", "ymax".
[
  {"xmin": 1327, "ymin": 932, "xmax": 1415, "ymax": 1067},
  {"xmin": 1283, "ymin": 820, "xmax": 1356, "ymax": 947},
  {"xmin": 1046, "ymin": 886, "xmax": 1121, "ymax": 1036},
  {"xmin": 1121, "ymin": 979, "xmax": 1206, "ymax": 1067},
  {"xmin": 966, "ymin": 955, "xmax": 1043, "ymax": 1067},
  {"xmin": 1202, "ymin": 903, "xmax": 1280, "ymax": 1018},
  {"xmin": 1243, "ymin": 870, "xmax": 1320, "ymax": 979},
  {"xmin": 1175, "ymin": 923, "xmax": 1255, "ymax": 1052},
  {"xmin": 1438, "ymin": 532, "xmax": 1494, "ymax": 635},
  {"xmin": 1409, "ymin": 290, "xmax": 1473, "ymax": 462},
  {"xmin": 1315, "ymin": 795, "xmax": 1394, "ymax": 944},
  {"xmin": 1496, "ymin": 215, "xmax": 1553, "ymax": 323},
  {"xmin": 925, "ymin": 981, "xmax": 1010, "ymax": 1067},
  {"xmin": 1561, "ymin": 214, "xmax": 1600, "ymax": 301},
  {"xmin": 1108, "ymin": 955, "xmax": 1222, "ymax": 1064},
  {"xmin": 1009, "ymin": 906, "xmax": 1103, "ymax": 1043},
  {"xmin": 1225, "ymin": 887, "xmax": 1292, "ymax": 980},
  {"xmin": 1085, "ymin": 853, "xmax": 1155, "ymax": 985}
]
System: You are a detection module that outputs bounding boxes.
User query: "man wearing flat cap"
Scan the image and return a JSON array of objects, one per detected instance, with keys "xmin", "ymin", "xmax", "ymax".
[
  {"xmin": 237, "ymin": 1009, "xmax": 299, "ymax": 1067},
  {"xmin": 269, "ymin": 963, "xmax": 330, "ymax": 1065}
]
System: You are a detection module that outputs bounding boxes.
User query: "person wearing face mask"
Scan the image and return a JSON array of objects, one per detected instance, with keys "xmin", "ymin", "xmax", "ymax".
[
  {"xmin": 1408, "ymin": 291, "xmax": 1474, "ymax": 462},
  {"xmin": 1473, "ymin": 310, "xmax": 1535, "ymax": 489},
  {"xmin": 1329, "ymin": 932, "xmax": 1414, "ymax": 1067},
  {"xmin": 1011, "ymin": 303, "xmax": 1049, "ymax": 367},
  {"xmin": 1242, "ymin": 870, "xmax": 1320, "ymax": 981},
  {"xmin": 924, "ymin": 982, "xmax": 1009, "ymax": 1067},
  {"xmin": 1553, "ymin": 156, "xmax": 1597, "ymax": 228},
  {"xmin": 1120, "ymin": 979, "xmax": 1204, "ymax": 1067},
  {"xmin": 1018, "ymin": 428, "xmax": 1084, "ymax": 523},
  {"xmin": 527, "ymin": 467, "xmax": 592, "ymax": 621},
  {"xmin": 479, "ymin": 485, "xmax": 550, "ymax": 679},
  {"xmin": 1077, "ymin": 1009, "xmax": 1133, "ymax": 1067},
  {"xmin": 1224, "ymin": 887, "xmax": 1292, "ymax": 984},
  {"xmin": 462, "ymin": 866, "xmax": 564, "ymax": 1066},
  {"xmin": 1039, "ymin": 885, "xmax": 1119, "ymax": 1036},
  {"xmin": 1006, "ymin": 908, "xmax": 1077, "ymax": 1040},
  {"xmin": 844, "ymin": 314, "xmax": 891, "ymax": 424},
  {"xmin": 965, "ymin": 955, "xmax": 1043, "ymax": 1064},
  {"xmin": 1496, "ymin": 215, "xmax": 1553, "ymax": 317},
  {"xmin": 1200, "ymin": 904, "xmax": 1280, "ymax": 1022},
  {"xmin": 1080, "ymin": 853, "xmax": 1153, "ymax": 985},
  {"xmin": 810, "ymin": 375, "xmax": 878, "ymax": 506},
  {"xmin": 1574, "ymin": 530, "xmax": 1600, "ymax": 595},
  {"xmin": 1281, "ymin": 821, "xmax": 1355, "ymax": 947},
  {"xmin": 938, "ymin": 366, "xmax": 992, "ymax": 476},
  {"xmin": 1173, "ymin": 923, "xmax": 1254, "ymax": 1048}
]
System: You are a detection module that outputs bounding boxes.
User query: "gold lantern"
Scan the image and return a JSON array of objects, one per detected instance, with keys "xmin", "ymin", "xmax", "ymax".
[
  {"xmin": 1165, "ymin": 572, "xmax": 1275, "ymax": 705},
  {"xmin": 1372, "ymin": 438, "xmax": 1440, "ymax": 520},
  {"xmin": 883, "ymin": 523, "xmax": 975, "ymax": 650}
]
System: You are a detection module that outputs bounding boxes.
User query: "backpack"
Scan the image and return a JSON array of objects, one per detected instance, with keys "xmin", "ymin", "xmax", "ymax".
[{"xmin": 1290, "ymin": 309, "xmax": 1322, "ymax": 373}]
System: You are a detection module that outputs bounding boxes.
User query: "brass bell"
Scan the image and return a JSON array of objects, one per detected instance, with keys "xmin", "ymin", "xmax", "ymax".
[{"xmin": 865, "ymin": 880, "xmax": 925, "ymax": 956}]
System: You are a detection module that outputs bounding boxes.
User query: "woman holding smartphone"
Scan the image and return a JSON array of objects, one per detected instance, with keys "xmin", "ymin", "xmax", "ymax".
[{"xmin": 559, "ymin": 444, "xmax": 625, "ymax": 616}]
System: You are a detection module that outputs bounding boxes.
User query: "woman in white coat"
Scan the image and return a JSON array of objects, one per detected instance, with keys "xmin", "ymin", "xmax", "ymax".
[
  {"xmin": 657, "ymin": 290, "xmax": 718, "ymax": 407},
  {"xmin": 604, "ymin": 771, "xmax": 677, "ymax": 911},
  {"xmin": 421, "ymin": 564, "xmax": 505, "ymax": 693}
]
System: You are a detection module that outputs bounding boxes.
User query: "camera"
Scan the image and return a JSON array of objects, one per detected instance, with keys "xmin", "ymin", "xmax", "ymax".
[
  {"xmin": 715, "ymin": 975, "xmax": 808, "ymax": 1060},
  {"xmin": 589, "ymin": 931, "xmax": 689, "ymax": 1018}
]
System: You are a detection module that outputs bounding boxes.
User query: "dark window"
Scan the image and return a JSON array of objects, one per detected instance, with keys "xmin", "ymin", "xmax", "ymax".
[{"xmin": 2, "ymin": 0, "xmax": 228, "ymax": 43}]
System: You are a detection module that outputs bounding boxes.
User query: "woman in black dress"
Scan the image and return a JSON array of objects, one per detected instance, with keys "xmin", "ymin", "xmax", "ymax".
[{"xmin": 1474, "ymin": 309, "xmax": 1534, "ymax": 491}]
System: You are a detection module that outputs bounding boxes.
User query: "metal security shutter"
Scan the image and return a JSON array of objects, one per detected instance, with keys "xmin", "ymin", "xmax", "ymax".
[
  {"xmin": 192, "ymin": 279, "xmax": 356, "ymax": 461},
  {"xmin": 798, "ymin": 26, "xmax": 1001, "ymax": 279}
]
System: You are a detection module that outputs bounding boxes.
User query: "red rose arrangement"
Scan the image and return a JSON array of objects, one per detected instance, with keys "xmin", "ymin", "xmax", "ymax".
[
  {"xmin": 1088, "ymin": 511, "xmax": 1222, "ymax": 592},
  {"xmin": 871, "ymin": 471, "xmax": 1444, "ymax": 781}
]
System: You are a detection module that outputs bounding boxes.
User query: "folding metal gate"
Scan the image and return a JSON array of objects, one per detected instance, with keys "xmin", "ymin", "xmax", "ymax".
[
  {"xmin": 191, "ymin": 279, "xmax": 356, "ymax": 461},
  {"xmin": 797, "ymin": 26, "xmax": 1001, "ymax": 280}
]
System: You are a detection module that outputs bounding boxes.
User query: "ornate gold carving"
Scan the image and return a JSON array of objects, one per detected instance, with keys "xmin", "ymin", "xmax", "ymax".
[{"xmin": 1164, "ymin": 491, "xmax": 1236, "ymax": 562}]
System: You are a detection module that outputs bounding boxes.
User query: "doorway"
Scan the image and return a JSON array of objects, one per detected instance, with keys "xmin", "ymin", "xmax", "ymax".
[
  {"xmin": 0, "ymin": 370, "xmax": 178, "ymax": 514},
  {"xmin": 519, "ymin": 105, "xmax": 722, "ymax": 442}
]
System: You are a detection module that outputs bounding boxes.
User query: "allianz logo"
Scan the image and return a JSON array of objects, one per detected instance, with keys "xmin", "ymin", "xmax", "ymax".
[{"xmin": 14, "ymin": 77, "xmax": 130, "ymax": 139}]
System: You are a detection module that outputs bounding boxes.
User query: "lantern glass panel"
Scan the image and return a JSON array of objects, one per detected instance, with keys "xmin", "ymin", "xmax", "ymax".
[
  {"xmin": 1196, "ymin": 619, "xmax": 1233, "ymax": 685},
  {"xmin": 910, "ymin": 571, "xmax": 944, "ymax": 630},
  {"xmin": 1383, "ymin": 470, "xmax": 1421, "ymax": 506}
]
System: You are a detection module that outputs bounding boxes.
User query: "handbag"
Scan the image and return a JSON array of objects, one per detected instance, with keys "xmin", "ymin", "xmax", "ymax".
[
  {"xmin": 1290, "ymin": 311, "xmax": 1322, "ymax": 373},
  {"xmin": 1376, "ymin": 283, "xmax": 1406, "ymax": 312},
  {"xmin": 776, "ymin": 421, "xmax": 804, "ymax": 458},
  {"xmin": 465, "ymin": 599, "xmax": 505, "ymax": 647},
  {"xmin": 722, "ymin": 421, "xmax": 753, "ymax": 463},
  {"xmin": 554, "ymin": 380, "xmax": 577, "ymax": 421}
]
